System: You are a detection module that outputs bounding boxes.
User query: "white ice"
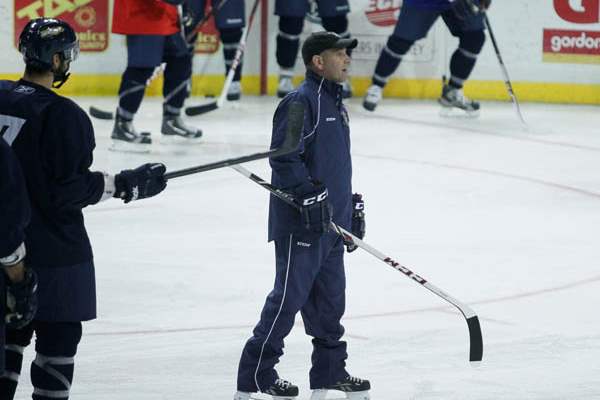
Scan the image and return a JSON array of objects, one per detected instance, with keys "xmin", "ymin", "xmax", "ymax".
[{"xmin": 14, "ymin": 95, "xmax": 600, "ymax": 399}]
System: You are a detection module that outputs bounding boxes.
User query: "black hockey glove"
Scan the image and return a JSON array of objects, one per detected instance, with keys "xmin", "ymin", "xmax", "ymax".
[
  {"xmin": 293, "ymin": 182, "xmax": 332, "ymax": 235},
  {"xmin": 114, "ymin": 163, "xmax": 167, "ymax": 203},
  {"xmin": 345, "ymin": 193, "xmax": 365, "ymax": 253},
  {"xmin": 161, "ymin": 0, "xmax": 186, "ymax": 5},
  {"xmin": 5, "ymin": 267, "xmax": 38, "ymax": 329}
]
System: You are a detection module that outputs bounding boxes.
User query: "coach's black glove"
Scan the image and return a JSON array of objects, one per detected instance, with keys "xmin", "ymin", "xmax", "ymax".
[
  {"xmin": 294, "ymin": 182, "xmax": 332, "ymax": 234},
  {"xmin": 115, "ymin": 163, "xmax": 167, "ymax": 203},
  {"xmin": 6, "ymin": 267, "xmax": 38, "ymax": 329},
  {"xmin": 345, "ymin": 193, "xmax": 365, "ymax": 253}
]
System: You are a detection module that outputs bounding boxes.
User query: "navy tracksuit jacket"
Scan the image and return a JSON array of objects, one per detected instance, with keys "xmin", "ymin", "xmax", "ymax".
[{"xmin": 237, "ymin": 70, "xmax": 353, "ymax": 392}]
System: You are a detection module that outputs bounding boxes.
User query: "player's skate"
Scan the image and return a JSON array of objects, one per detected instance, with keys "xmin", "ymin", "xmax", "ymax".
[
  {"xmin": 362, "ymin": 85, "xmax": 382, "ymax": 112},
  {"xmin": 438, "ymin": 84, "xmax": 480, "ymax": 118},
  {"xmin": 234, "ymin": 378, "xmax": 299, "ymax": 400},
  {"xmin": 110, "ymin": 115, "xmax": 151, "ymax": 153},
  {"xmin": 310, "ymin": 376, "xmax": 370, "ymax": 400},
  {"xmin": 227, "ymin": 81, "xmax": 242, "ymax": 101},
  {"xmin": 341, "ymin": 79, "xmax": 353, "ymax": 99},
  {"xmin": 277, "ymin": 70, "xmax": 295, "ymax": 98},
  {"xmin": 160, "ymin": 114, "xmax": 202, "ymax": 144}
]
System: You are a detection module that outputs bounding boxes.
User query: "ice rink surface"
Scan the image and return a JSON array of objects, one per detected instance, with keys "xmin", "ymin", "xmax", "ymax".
[{"xmin": 14, "ymin": 95, "xmax": 600, "ymax": 399}]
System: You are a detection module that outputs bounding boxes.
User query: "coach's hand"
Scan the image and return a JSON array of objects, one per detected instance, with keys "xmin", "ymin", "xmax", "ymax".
[{"xmin": 294, "ymin": 182, "xmax": 332, "ymax": 235}]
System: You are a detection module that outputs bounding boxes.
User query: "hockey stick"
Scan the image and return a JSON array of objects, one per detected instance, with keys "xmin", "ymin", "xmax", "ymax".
[
  {"xmin": 184, "ymin": 0, "xmax": 261, "ymax": 116},
  {"xmin": 88, "ymin": 1, "xmax": 229, "ymax": 121},
  {"xmin": 230, "ymin": 164, "xmax": 484, "ymax": 363},
  {"xmin": 164, "ymin": 101, "xmax": 303, "ymax": 180},
  {"xmin": 483, "ymin": 14, "xmax": 527, "ymax": 127}
]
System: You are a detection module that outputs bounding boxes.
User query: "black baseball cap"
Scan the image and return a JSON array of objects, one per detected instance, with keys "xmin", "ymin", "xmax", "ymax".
[{"xmin": 301, "ymin": 31, "xmax": 358, "ymax": 65}]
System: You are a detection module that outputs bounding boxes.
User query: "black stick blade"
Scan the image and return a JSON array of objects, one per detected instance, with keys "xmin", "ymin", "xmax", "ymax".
[
  {"xmin": 273, "ymin": 101, "xmax": 305, "ymax": 157},
  {"xmin": 184, "ymin": 101, "xmax": 219, "ymax": 116},
  {"xmin": 467, "ymin": 316, "xmax": 483, "ymax": 362},
  {"xmin": 89, "ymin": 106, "xmax": 114, "ymax": 120}
]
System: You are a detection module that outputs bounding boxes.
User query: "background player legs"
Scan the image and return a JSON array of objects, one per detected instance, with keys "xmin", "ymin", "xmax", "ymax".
[
  {"xmin": 438, "ymin": 9, "xmax": 486, "ymax": 114},
  {"xmin": 275, "ymin": 16, "xmax": 304, "ymax": 97},
  {"xmin": 162, "ymin": 52, "xmax": 202, "ymax": 140},
  {"xmin": 220, "ymin": 27, "xmax": 244, "ymax": 100},
  {"xmin": 111, "ymin": 35, "xmax": 163, "ymax": 150}
]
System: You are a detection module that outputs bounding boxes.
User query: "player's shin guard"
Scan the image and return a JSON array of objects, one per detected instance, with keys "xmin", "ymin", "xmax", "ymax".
[
  {"xmin": 163, "ymin": 54, "xmax": 193, "ymax": 116},
  {"xmin": 117, "ymin": 67, "xmax": 155, "ymax": 115},
  {"xmin": 276, "ymin": 17, "xmax": 303, "ymax": 69},
  {"xmin": 0, "ymin": 344, "xmax": 26, "ymax": 400},
  {"xmin": 372, "ymin": 35, "xmax": 413, "ymax": 87},
  {"xmin": 448, "ymin": 30, "xmax": 486, "ymax": 89},
  {"xmin": 221, "ymin": 28, "xmax": 244, "ymax": 82},
  {"xmin": 31, "ymin": 353, "xmax": 74, "ymax": 400}
]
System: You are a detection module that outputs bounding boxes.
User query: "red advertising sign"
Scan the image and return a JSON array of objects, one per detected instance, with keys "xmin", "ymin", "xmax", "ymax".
[
  {"xmin": 553, "ymin": 0, "xmax": 599, "ymax": 23},
  {"xmin": 365, "ymin": 0, "xmax": 401, "ymax": 27},
  {"xmin": 543, "ymin": 29, "xmax": 600, "ymax": 63},
  {"xmin": 14, "ymin": 0, "xmax": 109, "ymax": 52},
  {"xmin": 544, "ymin": 0, "xmax": 600, "ymax": 63},
  {"xmin": 194, "ymin": 0, "xmax": 220, "ymax": 55}
]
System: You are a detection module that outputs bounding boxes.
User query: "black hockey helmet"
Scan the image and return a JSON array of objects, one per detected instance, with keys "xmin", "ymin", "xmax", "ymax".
[{"xmin": 18, "ymin": 18, "xmax": 79, "ymax": 71}]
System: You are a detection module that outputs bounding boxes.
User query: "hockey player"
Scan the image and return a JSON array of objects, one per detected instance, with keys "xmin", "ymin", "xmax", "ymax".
[
  {"xmin": 0, "ymin": 138, "xmax": 38, "ymax": 376},
  {"xmin": 111, "ymin": 0, "xmax": 203, "ymax": 152},
  {"xmin": 186, "ymin": 0, "xmax": 246, "ymax": 101},
  {"xmin": 363, "ymin": 0, "xmax": 491, "ymax": 115},
  {"xmin": 235, "ymin": 32, "xmax": 370, "ymax": 400},
  {"xmin": 0, "ymin": 18, "xmax": 167, "ymax": 399},
  {"xmin": 275, "ymin": 0, "xmax": 354, "ymax": 98}
]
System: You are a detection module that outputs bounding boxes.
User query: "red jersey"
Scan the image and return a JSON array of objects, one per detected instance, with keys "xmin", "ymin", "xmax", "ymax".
[{"xmin": 112, "ymin": 0, "xmax": 180, "ymax": 35}]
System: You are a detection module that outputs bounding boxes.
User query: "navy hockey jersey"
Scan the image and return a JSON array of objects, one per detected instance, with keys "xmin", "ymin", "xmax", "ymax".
[
  {"xmin": 0, "ymin": 80, "xmax": 104, "ymax": 268},
  {"xmin": 0, "ymin": 137, "xmax": 30, "ymax": 260},
  {"xmin": 404, "ymin": 0, "xmax": 454, "ymax": 10},
  {"xmin": 268, "ymin": 70, "xmax": 353, "ymax": 241}
]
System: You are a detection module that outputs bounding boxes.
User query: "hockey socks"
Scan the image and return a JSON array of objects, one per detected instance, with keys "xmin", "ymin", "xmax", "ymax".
[
  {"xmin": 221, "ymin": 28, "xmax": 244, "ymax": 82},
  {"xmin": 372, "ymin": 36, "xmax": 413, "ymax": 87},
  {"xmin": 276, "ymin": 16, "xmax": 303, "ymax": 69},
  {"xmin": 117, "ymin": 67, "xmax": 155, "ymax": 116},
  {"xmin": 163, "ymin": 54, "xmax": 193, "ymax": 115},
  {"xmin": 448, "ymin": 31, "xmax": 486, "ymax": 89}
]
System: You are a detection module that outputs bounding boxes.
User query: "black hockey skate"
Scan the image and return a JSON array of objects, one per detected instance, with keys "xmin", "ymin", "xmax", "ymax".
[
  {"xmin": 438, "ymin": 82, "xmax": 480, "ymax": 118},
  {"xmin": 234, "ymin": 379, "xmax": 299, "ymax": 400},
  {"xmin": 160, "ymin": 114, "xmax": 202, "ymax": 143},
  {"xmin": 310, "ymin": 376, "xmax": 371, "ymax": 400},
  {"xmin": 110, "ymin": 115, "xmax": 152, "ymax": 153}
]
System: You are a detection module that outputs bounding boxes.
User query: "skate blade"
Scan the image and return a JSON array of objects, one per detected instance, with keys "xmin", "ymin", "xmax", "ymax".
[
  {"xmin": 439, "ymin": 106, "xmax": 480, "ymax": 119},
  {"xmin": 159, "ymin": 134, "xmax": 203, "ymax": 145},
  {"xmin": 109, "ymin": 140, "xmax": 152, "ymax": 154},
  {"xmin": 247, "ymin": 395, "xmax": 296, "ymax": 400},
  {"xmin": 310, "ymin": 389, "xmax": 370, "ymax": 400}
]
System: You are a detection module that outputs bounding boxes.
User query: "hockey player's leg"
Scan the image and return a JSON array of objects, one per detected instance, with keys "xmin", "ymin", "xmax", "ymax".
[
  {"xmin": 162, "ymin": 51, "xmax": 202, "ymax": 142},
  {"xmin": 364, "ymin": 3, "xmax": 437, "ymax": 111},
  {"xmin": 112, "ymin": 35, "xmax": 163, "ymax": 152},
  {"xmin": 275, "ymin": 15, "xmax": 304, "ymax": 98},
  {"xmin": 439, "ymin": 10, "xmax": 486, "ymax": 117},
  {"xmin": 303, "ymin": 237, "xmax": 370, "ymax": 400},
  {"xmin": 363, "ymin": 35, "xmax": 413, "ymax": 111},
  {"xmin": 30, "ymin": 321, "xmax": 81, "ymax": 400},
  {"xmin": 220, "ymin": 28, "xmax": 244, "ymax": 101},
  {"xmin": 0, "ymin": 323, "xmax": 34, "ymax": 400},
  {"xmin": 236, "ymin": 234, "xmax": 321, "ymax": 399}
]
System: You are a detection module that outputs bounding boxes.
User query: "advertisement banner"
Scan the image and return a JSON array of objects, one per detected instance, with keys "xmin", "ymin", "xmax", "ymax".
[
  {"xmin": 194, "ymin": 0, "xmax": 220, "ymax": 55},
  {"xmin": 14, "ymin": 0, "xmax": 109, "ymax": 52},
  {"xmin": 544, "ymin": 0, "xmax": 600, "ymax": 64}
]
